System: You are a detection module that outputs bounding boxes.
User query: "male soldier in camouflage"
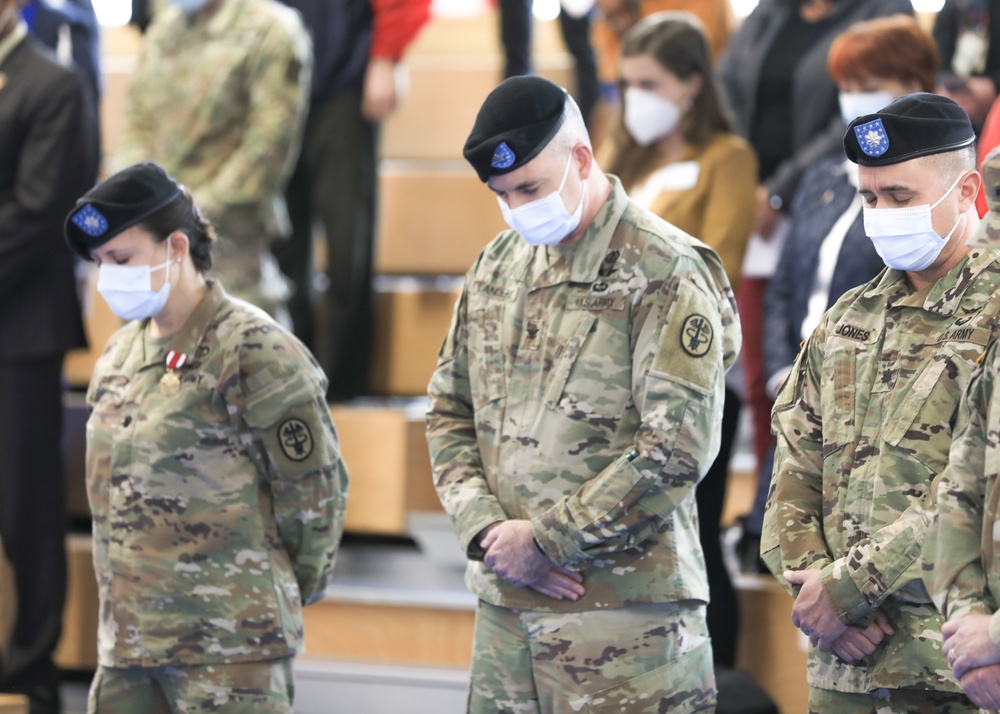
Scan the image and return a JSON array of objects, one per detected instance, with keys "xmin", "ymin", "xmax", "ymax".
[
  {"xmin": 761, "ymin": 93, "xmax": 1000, "ymax": 712},
  {"xmin": 924, "ymin": 145, "xmax": 1000, "ymax": 712},
  {"xmin": 116, "ymin": 0, "xmax": 311, "ymax": 325},
  {"xmin": 65, "ymin": 162, "xmax": 348, "ymax": 713},
  {"xmin": 426, "ymin": 76, "xmax": 740, "ymax": 713}
]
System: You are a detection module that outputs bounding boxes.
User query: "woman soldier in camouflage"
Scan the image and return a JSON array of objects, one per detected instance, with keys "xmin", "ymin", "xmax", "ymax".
[{"xmin": 64, "ymin": 162, "xmax": 349, "ymax": 714}]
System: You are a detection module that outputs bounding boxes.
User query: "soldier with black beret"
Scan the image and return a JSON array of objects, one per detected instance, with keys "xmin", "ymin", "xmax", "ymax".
[
  {"xmin": 925, "ymin": 147, "xmax": 1000, "ymax": 712},
  {"xmin": 762, "ymin": 92, "xmax": 1000, "ymax": 712},
  {"xmin": 68, "ymin": 162, "xmax": 349, "ymax": 714},
  {"xmin": 428, "ymin": 75, "xmax": 741, "ymax": 712}
]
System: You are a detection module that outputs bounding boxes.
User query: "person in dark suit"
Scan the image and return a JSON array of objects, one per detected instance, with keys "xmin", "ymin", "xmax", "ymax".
[
  {"xmin": 0, "ymin": 1, "xmax": 91, "ymax": 711},
  {"xmin": 25, "ymin": 0, "xmax": 101, "ymax": 188}
]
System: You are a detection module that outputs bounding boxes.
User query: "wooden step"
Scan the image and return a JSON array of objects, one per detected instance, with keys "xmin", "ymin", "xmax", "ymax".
[
  {"xmin": 382, "ymin": 56, "xmax": 573, "ymax": 161},
  {"xmin": 734, "ymin": 574, "xmax": 809, "ymax": 714},
  {"xmin": 375, "ymin": 161, "xmax": 505, "ymax": 275},
  {"xmin": 54, "ymin": 534, "xmax": 99, "ymax": 671},
  {"xmin": 331, "ymin": 401, "xmax": 442, "ymax": 535},
  {"xmin": 369, "ymin": 277, "xmax": 463, "ymax": 396},
  {"xmin": 302, "ymin": 542, "xmax": 474, "ymax": 667},
  {"xmin": 0, "ymin": 695, "xmax": 28, "ymax": 714}
]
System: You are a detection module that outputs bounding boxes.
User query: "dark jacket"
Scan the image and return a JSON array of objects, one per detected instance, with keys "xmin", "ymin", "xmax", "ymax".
[
  {"xmin": 763, "ymin": 157, "xmax": 884, "ymax": 383},
  {"xmin": 717, "ymin": 0, "xmax": 913, "ymax": 207},
  {"xmin": 0, "ymin": 35, "xmax": 89, "ymax": 359},
  {"xmin": 30, "ymin": 0, "xmax": 101, "ymax": 99},
  {"xmin": 278, "ymin": 0, "xmax": 372, "ymax": 100},
  {"xmin": 934, "ymin": 0, "xmax": 1000, "ymax": 91},
  {"xmin": 29, "ymin": 0, "xmax": 101, "ymax": 186}
]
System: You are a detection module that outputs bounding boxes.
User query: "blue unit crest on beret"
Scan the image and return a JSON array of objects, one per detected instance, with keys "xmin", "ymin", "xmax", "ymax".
[
  {"xmin": 492, "ymin": 141, "xmax": 516, "ymax": 169},
  {"xmin": 71, "ymin": 203, "xmax": 109, "ymax": 237},
  {"xmin": 854, "ymin": 118, "xmax": 889, "ymax": 157}
]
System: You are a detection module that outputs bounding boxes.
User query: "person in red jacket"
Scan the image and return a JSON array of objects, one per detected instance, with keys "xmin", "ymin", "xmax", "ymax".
[{"xmin": 275, "ymin": 0, "xmax": 431, "ymax": 400}]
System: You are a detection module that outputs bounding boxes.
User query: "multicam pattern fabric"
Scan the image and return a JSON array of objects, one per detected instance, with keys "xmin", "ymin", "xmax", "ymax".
[
  {"xmin": 87, "ymin": 657, "xmax": 295, "ymax": 713},
  {"xmin": 469, "ymin": 600, "xmax": 716, "ymax": 713},
  {"xmin": 925, "ymin": 337, "xmax": 1000, "ymax": 628},
  {"xmin": 426, "ymin": 176, "xmax": 741, "ymax": 613},
  {"xmin": 762, "ymin": 248, "xmax": 1000, "ymax": 694},
  {"xmin": 85, "ymin": 281, "xmax": 348, "ymax": 668},
  {"xmin": 115, "ymin": 0, "xmax": 311, "ymax": 315}
]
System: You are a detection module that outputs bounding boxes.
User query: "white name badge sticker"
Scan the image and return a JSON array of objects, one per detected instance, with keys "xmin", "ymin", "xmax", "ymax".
[{"xmin": 653, "ymin": 161, "xmax": 700, "ymax": 191}]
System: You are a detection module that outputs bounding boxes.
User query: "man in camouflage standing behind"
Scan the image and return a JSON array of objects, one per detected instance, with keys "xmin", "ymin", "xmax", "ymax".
[
  {"xmin": 426, "ymin": 76, "xmax": 739, "ymax": 713},
  {"xmin": 924, "ymin": 146, "xmax": 1000, "ymax": 711},
  {"xmin": 116, "ymin": 0, "xmax": 310, "ymax": 325},
  {"xmin": 762, "ymin": 93, "xmax": 1000, "ymax": 713}
]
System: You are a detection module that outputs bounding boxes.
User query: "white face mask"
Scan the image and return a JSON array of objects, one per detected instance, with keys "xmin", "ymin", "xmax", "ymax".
[
  {"xmin": 97, "ymin": 243, "xmax": 174, "ymax": 321},
  {"xmin": 838, "ymin": 90, "xmax": 895, "ymax": 125},
  {"xmin": 623, "ymin": 87, "xmax": 682, "ymax": 146},
  {"xmin": 168, "ymin": 0, "xmax": 212, "ymax": 15},
  {"xmin": 498, "ymin": 150, "xmax": 587, "ymax": 246},
  {"xmin": 863, "ymin": 173, "xmax": 967, "ymax": 272}
]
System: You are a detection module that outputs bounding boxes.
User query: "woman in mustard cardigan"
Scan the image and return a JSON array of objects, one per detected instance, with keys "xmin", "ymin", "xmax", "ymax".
[{"xmin": 599, "ymin": 11, "xmax": 756, "ymax": 669}]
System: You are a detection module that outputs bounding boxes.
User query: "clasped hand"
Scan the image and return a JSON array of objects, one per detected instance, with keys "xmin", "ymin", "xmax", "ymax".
[
  {"xmin": 784, "ymin": 569, "xmax": 894, "ymax": 660},
  {"xmin": 481, "ymin": 520, "xmax": 585, "ymax": 601}
]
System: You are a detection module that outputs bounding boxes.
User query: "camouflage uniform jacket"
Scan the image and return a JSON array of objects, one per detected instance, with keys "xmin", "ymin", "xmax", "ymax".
[
  {"xmin": 925, "ymin": 335, "xmax": 1000, "ymax": 639},
  {"xmin": 426, "ymin": 176, "xmax": 741, "ymax": 612},
  {"xmin": 85, "ymin": 281, "xmax": 348, "ymax": 668},
  {"xmin": 116, "ymin": 0, "xmax": 310, "ymax": 240},
  {"xmin": 762, "ymin": 248, "xmax": 1000, "ymax": 693}
]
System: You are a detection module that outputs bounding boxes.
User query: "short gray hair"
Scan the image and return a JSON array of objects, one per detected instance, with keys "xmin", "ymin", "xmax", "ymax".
[{"xmin": 545, "ymin": 93, "xmax": 592, "ymax": 157}]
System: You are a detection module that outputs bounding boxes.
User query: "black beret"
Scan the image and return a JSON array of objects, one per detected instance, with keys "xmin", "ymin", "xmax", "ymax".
[
  {"xmin": 844, "ymin": 92, "xmax": 975, "ymax": 167},
  {"xmin": 65, "ymin": 161, "xmax": 184, "ymax": 261},
  {"xmin": 463, "ymin": 76, "xmax": 568, "ymax": 183}
]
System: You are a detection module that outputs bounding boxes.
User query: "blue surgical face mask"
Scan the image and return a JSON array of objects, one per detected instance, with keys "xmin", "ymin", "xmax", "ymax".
[
  {"xmin": 863, "ymin": 173, "xmax": 967, "ymax": 272},
  {"xmin": 168, "ymin": 0, "xmax": 212, "ymax": 15},
  {"xmin": 97, "ymin": 243, "xmax": 174, "ymax": 321},
  {"xmin": 497, "ymin": 150, "xmax": 587, "ymax": 246}
]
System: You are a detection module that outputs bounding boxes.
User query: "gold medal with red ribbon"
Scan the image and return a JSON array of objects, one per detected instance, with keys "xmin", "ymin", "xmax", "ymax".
[{"xmin": 159, "ymin": 350, "xmax": 188, "ymax": 397}]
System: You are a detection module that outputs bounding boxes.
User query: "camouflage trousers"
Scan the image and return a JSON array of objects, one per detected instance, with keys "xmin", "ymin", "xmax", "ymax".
[
  {"xmin": 808, "ymin": 685, "xmax": 978, "ymax": 714},
  {"xmin": 86, "ymin": 657, "xmax": 294, "ymax": 714},
  {"xmin": 469, "ymin": 599, "xmax": 716, "ymax": 714}
]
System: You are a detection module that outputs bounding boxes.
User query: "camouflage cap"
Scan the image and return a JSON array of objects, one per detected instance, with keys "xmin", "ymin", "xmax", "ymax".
[
  {"xmin": 844, "ymin": 92, "xmax": 974, "ymax": 167},
  {"xmin": 969, "ymin": 145, "xmax": 1000, "ymax": 249},
  {"xmin": 65, "ymin": 162, "xmax": 184, "ymax": 261},
  {"xmin": 463, "ymin": 76, "xmax": 568, "ymax": 182}
]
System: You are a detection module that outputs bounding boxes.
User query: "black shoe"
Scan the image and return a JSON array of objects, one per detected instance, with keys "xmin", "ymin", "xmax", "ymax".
[{"xmin": 734, "ymin": 529, "xmax": 769, "ymax": 575}]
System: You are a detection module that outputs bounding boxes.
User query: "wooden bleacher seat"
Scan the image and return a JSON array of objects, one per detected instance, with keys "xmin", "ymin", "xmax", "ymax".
[
  {"xmin": 331, "ymin": 401, "xmax": 442, "ymax": 536},
  {"xmin": 369, "ymin": 276, "xmax": 462, "ymax": 395},
  {"xmin": 375, "ymin": 163, "xmax": 505, "ymax": 275},
  {"xmin": 0, "ymin": 695, "xmax": 28, "ymax": 714}
]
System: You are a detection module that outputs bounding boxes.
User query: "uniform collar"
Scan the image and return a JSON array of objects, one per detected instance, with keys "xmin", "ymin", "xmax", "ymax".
[
  {"xmin": 549, "ymin": 175, "xmax": 628, "ymax": 284},
  {"xmin": 114, "ymin": 280, "xmax": 228, "ymax": 370},
  {"xmin": 864, "ymin": 249, "xmax": 1000, "ymax": 316},
  {"xmin": 0, "ymin": 21, "xmax": 27, "ymax": 67},
  {"xmin": 162, "ymin": 0, "xmax": 245, "ymax": 43}
]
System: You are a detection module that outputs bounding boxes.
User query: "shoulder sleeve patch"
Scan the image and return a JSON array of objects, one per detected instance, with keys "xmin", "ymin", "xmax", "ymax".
[
  {"xmin": 278, "ymin": 417, "xmax": 313, "ymax": 461},
  {"xmin": 679, "ymin": 314, "xmax": 714, "ymax": 358},
  {"xmin": 650, "ymin": 281, "xmax": 723, "ymax": 394}
]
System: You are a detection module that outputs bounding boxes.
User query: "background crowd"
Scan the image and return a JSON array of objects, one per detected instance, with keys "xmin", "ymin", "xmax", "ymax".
[{"xmin": 7, "ymin": 0, "xmax": 1000, "ymax": 712}]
